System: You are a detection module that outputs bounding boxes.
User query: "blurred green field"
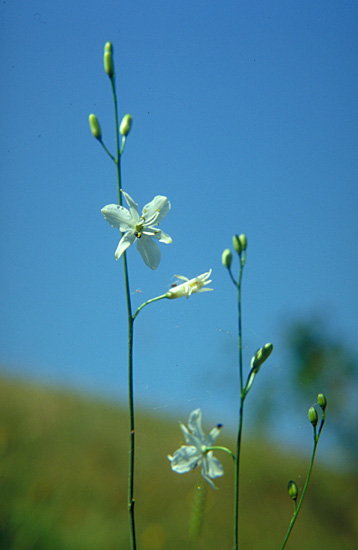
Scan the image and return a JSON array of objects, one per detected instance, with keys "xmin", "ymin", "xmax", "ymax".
[{"xmin": 0, "ymin": 374, "xmax": 356, "ymax": 550}]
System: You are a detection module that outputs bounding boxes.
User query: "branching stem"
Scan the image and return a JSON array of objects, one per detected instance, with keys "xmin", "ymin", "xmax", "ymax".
[
  {"xmin": 280, "ymin": 413, "xmax": 326, "ymax": 549},
  {"xmin": 233, "ymin": 254, "xmax": 246, "ymax": 550}
]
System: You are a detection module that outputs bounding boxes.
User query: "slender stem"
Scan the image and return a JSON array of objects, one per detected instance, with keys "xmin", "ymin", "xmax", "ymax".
[
  {"xmin": 233, "ymin": 255, "xmax": 245, "ymax": 550},
  {"xmin": 110, "ymin": 72, "xmax": 137, "ymax": 550},
  {"xmin": 280, "ymin": 413, "xmax": 326, "ymax": 549},
  {"xmin": 234, "ymin": 400, "xmax": 244, "ymax": 550},
  {"xmin": 127, "ymin": 313, "xmax": 136, "ymax": 550},
  {"xmin": 124, "ymin": 249, "xmax": 136, "ymax": 550},
  {"xmin": 228, "ymin": 267, "xmax": 237, "ymax": 288},
  {"xmin": 132, "ymin": 294, "xmax": 168, "ymax": 322},
  {"xmin": 99, "ymin": 139, "xmax": 116, "ymax": 162},
  {"xmin": 110, "ymin": 75, "xmax": 122, "ymax": 206},
  {"xmin": 237, "ymin": 259, "xmax": 244, "ymax": 394},
  {"xmin": 205, "ymin": 446, "xmax": 236, "ymax": 460}
]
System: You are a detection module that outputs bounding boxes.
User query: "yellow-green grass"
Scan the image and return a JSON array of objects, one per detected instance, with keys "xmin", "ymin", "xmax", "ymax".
[{"xmin": 0, "ymin": 374, "xmax": 356, "ymax": 549}]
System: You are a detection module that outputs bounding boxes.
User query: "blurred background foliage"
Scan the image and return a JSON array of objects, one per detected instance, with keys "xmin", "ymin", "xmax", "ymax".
[
  {"xmin": 0, "ymin": 370, "xmax": 357, "ymax": 550},
  {"xmin": 287, "ymin": 315, "xmax": 357, "ymax": 466},
  {"xmin": 251, "ymin": 313, "xmax": 358, "ymax": 471}
]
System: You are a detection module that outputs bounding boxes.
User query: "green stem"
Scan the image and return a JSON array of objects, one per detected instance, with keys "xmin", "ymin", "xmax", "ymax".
[
  {"xmin": 234, "ymin": 400, "xmax": 244, "ymax": 550},
  {"xmin": 119, "ymin": 135, "xmax": 126, "ymax": 155},
  {"xmin": 234, "ymin": 256, "xmax": 245, "ymax": 550},
  {"xmin": 110, "ymin": 75, "xmax": 122, "ymax": 206},
  {"xmin": 205, "ymin": 446, "xmax": 236, "ymax": 460},
  {"xmin": 237, "ymin": 258, "xmax": 244, "ymax": 394},
  {"xmin": 110, "ymin": 73, "xmax": 136, "ymax": 550},
  {"xmin": 228, "ymin": 267, "xmax": 237, "ymax": 288},
  {"xmin": 132, "ymin": 294, "xmax": 168, "ymax": 322},
  {"xmin": 127, "ymin": 313, "xmax": 135, "ymax": 549},
  {"xmin": 280, "ymin": 413, "xmax": 326, "ymax": 549},
  {"xmin": 99, "ymin": 139, "xmax": 116, "ymax": 163}
]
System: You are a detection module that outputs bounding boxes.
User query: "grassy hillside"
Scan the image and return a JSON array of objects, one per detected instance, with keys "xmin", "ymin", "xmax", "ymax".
[{"xmin": 0, "ymin": 374, "xmax": 356, "ymax": 549}]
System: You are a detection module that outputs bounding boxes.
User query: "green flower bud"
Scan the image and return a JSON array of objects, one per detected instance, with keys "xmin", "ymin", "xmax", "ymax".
[
  {"xmin": 251, "ymin": 343, "xmax": 273, "ymax": 373},
  {"xmin": 308, "ymin": 406, "xmax": 318, "ymax": 427},
  {"xmin": 120, "ymin": 114, "xmax": 133, "ymax": 136},
  {"xmin": 222, "ymin": 248, "xmax": 232, "ymax": 269},
  {"xmin": 239, "ymin": 233, "xmax": 247, "ymax": 251},
  {"xmin": 104, "ymin": 41, "xmax": 113, "ymax": 54},
  {"xmin": 232, "ymin": 235, "xmax": 242, "ymax": 254},
  {"xmin": 104, "ymin": 42, "xmax": 114, "ymax": 78},
  {"xmin": 288, "ymin": 480, "xmax": 298, "ymax": 501},
  {"xmin": 317, "ymin": 393, "xmax": 327, "ymax": 411},
  {"xmin": 88, "ymin": 114, "xmax": 102, "ymax": 140}
]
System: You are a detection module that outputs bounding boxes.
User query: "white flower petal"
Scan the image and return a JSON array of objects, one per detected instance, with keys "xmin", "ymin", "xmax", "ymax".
[
  {"xmin": 121, "ymin": 191, "xmax": 140, "ymax": 223},
  {"xmin": 197, "ymin": 288, "xmax": 213, "ymax": 293},
  {"xmin": 101, "ymin": 204, "xmax": 133, "ymax": 232},
  {"xmin": 141, "ymin": 195, "xmax": 171, "ymax": 225},
  {"xmin": 206, "ymin": 424, "xmax": 222, "ymax": 446},
  {"xmin": 201, "ymin": 473, "xmax": 218, "ymax": 490},
  {"xmin": 179, "ymin": 422, "xmax": 201, "ymax": 447},
  {"xmin": 168, "ymin": 445, "xmax": 201, "ymax": 473},
  {"xmin": 188, "ymin": 409, "xmax": 205, "ymax": 441},
  {"xmin": 166, "ymin": 270, "xmax": 213, "ymax": 299},
  {"xmin": 168, "ymin": 409, "xmax": 224, "ymax": 489},
  {"xmin": 136, "ymin": 235, "xmax": 161, "ymax": 270},
  {"xmin": 204, "ymin": 452, "xmax": 224, "ymax": 479},
  {"xmin": 174, "ymin": 275, "xmax": 189, "ymax": 282},
  {"xmin": 143, "ymin": 228, "xmax": 172, "ymax": 244},
  {"xmin": 115, "ymin": 232, "xmax": 136, "ymax": 260},
  {"xmin": 157, "ymin": 230, "xmax": 172, "ymax": 244},
  {"xmin": 102, "ymin": 191, "xmax": 171, "ymax": 267}
]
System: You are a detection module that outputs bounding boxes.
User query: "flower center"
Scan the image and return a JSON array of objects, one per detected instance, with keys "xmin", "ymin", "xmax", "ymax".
[
  {"xmin": 135, "ymin": 221, "xmax": 144, "ymax": 238},
  {"xmin": 200, "ymin": 444, "xmax": 208, "ymax": 455}
]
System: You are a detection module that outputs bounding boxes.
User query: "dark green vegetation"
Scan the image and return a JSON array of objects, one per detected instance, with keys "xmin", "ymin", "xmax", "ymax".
[{"xmin": 0, "ymin": 375, "xmax": 356, "ymax": 549}]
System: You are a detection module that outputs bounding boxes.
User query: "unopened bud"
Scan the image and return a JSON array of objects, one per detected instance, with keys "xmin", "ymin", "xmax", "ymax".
[
  {"xmin": 251, "ymin": 343, "xmax": 273, "ymax": 373},
  {"xmin": 104, "ymin": 42, "xmax": 114, "ymax": 78},
  {"xmin": 222, "ymin": 248, "xmax": 232, "ymax": 269},
  {"xmin": 120, "ymin": 114, "xmax": 133, "ymax": 136},
  {"xmin": 308, "ymin": 406, "xmax": 318, "ymax": 427},
  {"xmin": 317, "ymin": 393, "xmax": 327, "ymax": 411},
  {"xmin": 239, "ymin": 233, "xmax": 247, "ymax": 251},
  {"xmin": 288, "ymin": 480, "xmax": 298, "ymax": 501},
  {"xmin": 233, "ymin": 235, "xmax": 242, "ymax": 254},
  {"xmin": 104, "ymin": 41, "xmax": 113, "ymax": 54},
  {"xmin": 89, "ymin": 114, "xmax": 102, "ymax": 140}
]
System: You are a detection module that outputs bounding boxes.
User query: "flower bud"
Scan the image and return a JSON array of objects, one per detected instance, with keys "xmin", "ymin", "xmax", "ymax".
[
  {"xmin": 222, "ymin": 248, "xmax": 232, "ymax": 269},
  {"xmin": 239, "ymin": 233, "xmax": 247, "ymax": 251},
  {"xmin": 88, "ymin": 114, "xmax": 102, "ymax": 140},
  {"xmin": 232, "ymin": 235, "xmax": 242, "ymax": 254},
  {"xmin": 317, "ymin": 393, "xmax": 327, "ymax": 411},
  {"xmin": 120, "ymin": 114, "xmax": 133, "ymax": 136},
  {"xmin": 104, "ymin": 41, "xmax": 113, "ymax": 54},
  {"xmin": 251, "ymin": 343, "xmax": 273, "ymax": 373},
  {"xmin": 288, "ymin": 480, "xmax": 298, "ymax": 501},
  {"xmin": 308, "ymin": 406, "xmax": 318, "ymax": 427},
  {"xmin": 104, "ymin": 42, "xmax": 114, "ymax": 77}
]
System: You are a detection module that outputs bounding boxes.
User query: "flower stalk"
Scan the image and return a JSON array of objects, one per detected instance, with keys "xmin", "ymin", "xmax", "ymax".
[
  {"xmin": 280, "ymin": 400, "xmax": 327, "ymax": 549},
  {"xmin": 132, "ymin": 270, "xmax": 213, "ymax": 321},
  {"xmin": 102, "ymin": 43, "xmax": 137, "ymax": 550},
  {"xmin": 233, "ymin": 246, "xmax": 246, "ymax": 550}
]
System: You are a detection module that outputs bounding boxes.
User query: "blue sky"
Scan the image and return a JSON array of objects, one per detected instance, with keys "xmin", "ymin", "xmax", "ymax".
[{"xmin": 1, "ymin": 1, "xmax": 357, "ymax": 453}]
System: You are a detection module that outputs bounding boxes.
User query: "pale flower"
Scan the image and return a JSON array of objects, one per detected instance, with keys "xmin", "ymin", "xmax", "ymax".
[
  {"xmin": 168, "ymin": 409, "xmax": 224, "ymax": 489},
  {"xmin": 166, "ymin": 269, "xmax": 213, "ymax": 299},
  {"xmin": 101, "ymin": 191, "xmax": 172, "ymax": 270}
]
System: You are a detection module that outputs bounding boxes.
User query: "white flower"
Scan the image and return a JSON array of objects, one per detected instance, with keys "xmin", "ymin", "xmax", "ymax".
[
  {"xmin": 168, "ymin": 409, "xmax": 224, "ymax": 489},
  {"xmin": 166, "ymin": 269, "xmax": 213, "ymax": 299},
  {"xmin": 101, "ymin": 191, "xmax": 172, "ymax": 270}
]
